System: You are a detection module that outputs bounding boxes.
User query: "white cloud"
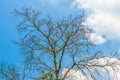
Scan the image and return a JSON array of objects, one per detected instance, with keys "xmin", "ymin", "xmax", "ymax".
[
  {"xmin": 62, "ymin": 69, "xmax": 87, "ymax": 80},
  {"xmin": 62, "ymin": 56, "xmax": 120, "ymax": 80},
  {"xmin": 87, "ymin": 56, "xmax": 120, "ymax": 80},
  {"xmin": 72, "ymin": 0, "xmax": 120, "ymax": 40},
  {"xmin": 88, "ymin": 33, "xmax": 106, "ymax": 45},
  {"xmin": 80, "ymin": 29, "xmax": 106, "ymax": 44}
]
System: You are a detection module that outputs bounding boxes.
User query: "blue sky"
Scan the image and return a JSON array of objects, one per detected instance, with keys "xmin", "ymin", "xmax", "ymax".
[
  {"xmin": 0, "ymin": 0, "xmax": 120, "ymax": 66},
  {"xmin": 0, "ymin": 0, "xmax": 81, "ymax": 65}
]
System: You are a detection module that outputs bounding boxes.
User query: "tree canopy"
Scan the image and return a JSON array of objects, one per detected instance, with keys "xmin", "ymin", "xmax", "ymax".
[{"xmin": 0, "ymin": 8, "xmax": 120, "ymax": 80}]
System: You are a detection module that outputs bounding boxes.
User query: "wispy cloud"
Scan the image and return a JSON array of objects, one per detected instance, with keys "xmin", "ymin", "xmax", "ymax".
[{"xmin": 72, "ymin": 0, "xmax": 120, "ymax": 40}]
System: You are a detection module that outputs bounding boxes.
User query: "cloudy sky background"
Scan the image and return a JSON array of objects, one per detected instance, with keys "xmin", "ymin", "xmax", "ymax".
[
  {"xmin": 0, "ymin": 0, "xmax": 120, "ymax": 80},
  {"xmin": 72, "ymin": 0, "xmax": 120, "ymax": 40}
]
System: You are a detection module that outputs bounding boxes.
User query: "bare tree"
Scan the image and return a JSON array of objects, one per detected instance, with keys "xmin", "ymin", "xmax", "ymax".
[
  {"xmin": 0, "ymin": 63, "xmax": 20, "ymax": 80},
  {"xmin": 0, "ymin": 8, "xmax": 120, "ymax": 80}
]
